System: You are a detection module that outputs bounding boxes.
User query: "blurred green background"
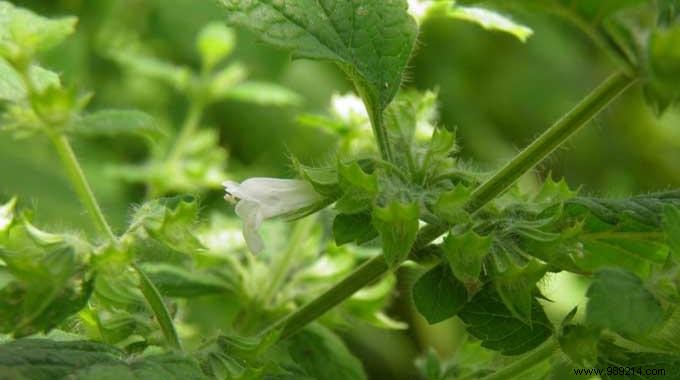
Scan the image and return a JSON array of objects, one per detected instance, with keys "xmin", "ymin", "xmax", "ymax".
[{"xmin": 2, "ymin": 0, "xmax": 679, "ymax": 378}]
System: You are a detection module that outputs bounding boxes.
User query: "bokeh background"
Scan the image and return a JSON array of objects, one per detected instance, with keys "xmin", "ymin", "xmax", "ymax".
[{"xmin": 2, "ymin": 0, "xmax": 679, "ymax": 378}]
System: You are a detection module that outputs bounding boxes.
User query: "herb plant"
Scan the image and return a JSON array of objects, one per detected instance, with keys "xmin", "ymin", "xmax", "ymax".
[{"xmin": 1, "ymin": 0, "xmax": 680, "ymax": 379}]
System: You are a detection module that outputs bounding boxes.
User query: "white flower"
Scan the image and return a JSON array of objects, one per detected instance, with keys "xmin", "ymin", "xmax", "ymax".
[
  {"xmin": 224, "ymin": 178, "xmax": 322, "ymax": 254},
  {"xmin": 408, "ymin": 0, "xmax": 435, "ymax": 22},
  {"xmin": 330, "ymin": 93, "xmax": 369, "ymax": 124}
]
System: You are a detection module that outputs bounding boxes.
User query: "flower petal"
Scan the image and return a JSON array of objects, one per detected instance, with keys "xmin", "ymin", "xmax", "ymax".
[{"xmin": 235, "ymin": 199, "xmax": 265, "ymax": 254}]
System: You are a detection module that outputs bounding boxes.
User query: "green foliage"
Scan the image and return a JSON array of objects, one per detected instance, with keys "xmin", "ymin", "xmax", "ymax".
[
  {"xmin": 372, "ymin": 201, "xmax": 420, "ymax": 268},
  {"xmin": 412, "ymin": 263, "xmax": 468, "ymax": 324},
  {"xmin": 220, "ymin": 0, "xmax": 418, "ymax": 119},
  {"xmin": 586, "ymin": 268, "xmax": 665, "ymax": 336},
  {"xmin": 2, "ymin": 1, "xmax": 680, "ymax": 379},
  {"xmin": 458, "ymin": 284, "xmax": 553, "ymax": 355},
  {"xmin": 0, "ymin": 339, "xmax": 207, "ymax": 380}
]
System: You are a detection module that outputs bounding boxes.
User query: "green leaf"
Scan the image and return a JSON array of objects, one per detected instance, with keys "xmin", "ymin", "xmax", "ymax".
[
  {"xmin": 140, "ymin": 263, "xmax": 233, "ymax": 298},
  {"xmin": 598, "ymin": 342, "xmax": 680, "ymax": 380},
  {"xmin": 70, "ymin": 110, "xmax": 163, "ymax": 140},
  {"xmin": 332, "ymin": 212, "xmax": 378, "ymax": 246},
  {"xmin": 458, "ymin": 284, "xmax": 553, "ymax": 355},
  {"xmin": 372, "ymin": 200, "xmax": 420, "ymax": 268},
  {"xmin": 449, "ymin": 5, "xmax": 533, "ymax": 42},
  {"xmin": 128, "ymin": 196, "xmax": 204, "ymax": 254},
  {"xmin": 412, "ymin": 263, "xmax": 468, "ymax": 324},
  {"xmin": 586, "ymin": 268, "xmax": 665, "ymax": 336},
  {"xmin": 434, "ymin": 184, "xmax": 471, "ymax": 225},
  {"xmin": 220, "ymin": 0, "xmax": 418, "ymax": 116},
  {"xmin": 0, "ymin": 246, "xmax": 93, "ymax": 337},
  {"xmin": 335, "ymin": 161, "xmax": 377, "ymax": 214},
  {"xmin": 285, "ymin": 324, "xmax": 367, "ymax": 380},
  {"xmin": 0, "ymin": 60, "xmax": 61, "ymax": 102},
  {"xmin": 663, "ymin": 205, "xmax": 680, "ymax": 253},
  {"xmin": 197, "ymin": 22, "xmax": 236, "ymax": 70},
  {"xmin": 442, "ymin": 230, "xmax": 491, "ymax": 290},
  {"xmin": 646, "ymin": 24, "xmax": 680, "ymax": 114},
  {"xmin": 0, "ymin": 339, "xmax": 208, "ymax": 380},
  {"xmin": 0, "ymin": 2, "xmax": 77, "ymax": 66},
  {"xmin": 110, "ymin": 51, "xmax": 192, "ymax": 91},
  {"xmin": 219, "ymin": 81, "xmax": 303, "ymax": 106},
  {"xmin": 559, "ymin": 320, "xmax": 600, "ymax": 366}
]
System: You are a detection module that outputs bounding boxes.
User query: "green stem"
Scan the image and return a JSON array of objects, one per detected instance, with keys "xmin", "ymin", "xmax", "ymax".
[
  {"xmin": 263, "ymin": 71, "xmax": 635, "ymax": 341},
  {"xmin": 478, "ymin": 339, "xmax": 559, "ymax": 380},
  {"xmin": 133, "ymin": 263, "xmax": 183, "ymax": 351},
  {"xmin": 266, "ymin": 254, "xmax": 389, "ymax": 340},
  {"xmin": 370, "ymin": 110, "xmax": 394, "ymax": 163},
  {"xmin": 168, "ymin": 99, "xmax": 205, "ymax": 162},
  {"xmin": 261, "ymin": 217, "xmax": 315, "ymax": 305},
  {"xmin": 464, "ymin": 71, "xmax": 634, "ymax": 212},
  {"xmin": 48, "ymin": 133, "xmax": 117, "ymax": 242}
]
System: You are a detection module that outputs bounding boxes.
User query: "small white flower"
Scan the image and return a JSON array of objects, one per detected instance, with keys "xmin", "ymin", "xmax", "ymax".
[
  {"xmin": 330, "ymin": 93, "xmax": 369, "ymax": 124},
  {"xmin": 224, "ymin": 178, "xmax": 322, "ymax": 254}
]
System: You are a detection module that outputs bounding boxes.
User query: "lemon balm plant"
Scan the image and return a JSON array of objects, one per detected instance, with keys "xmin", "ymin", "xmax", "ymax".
[{"xmin": 1, "ymin": 0, "xmax": 680, "ymax": 379}]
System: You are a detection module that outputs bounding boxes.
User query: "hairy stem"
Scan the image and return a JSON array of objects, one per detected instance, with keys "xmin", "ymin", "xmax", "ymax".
[
  {"xmin": 464, "ymin": 71, "xmax": 634, "ymax": 212},
  {"xmin": 263, "ymin": 71, "xmax": 634, "ymax": 341},
  {"xmin": 134, "ymin": 263, "xmax": 183, "ymax": 351},
  {"xmin": 478, "ymin": 339, "xmax": 559, "ymax": 380},
  {"xmin": 48, "ymin": 134, "xmax": 118, "ymax": 242},
  {"xmin": 370, "ymin": 110, "xmax": 394, "ymax": 164}
]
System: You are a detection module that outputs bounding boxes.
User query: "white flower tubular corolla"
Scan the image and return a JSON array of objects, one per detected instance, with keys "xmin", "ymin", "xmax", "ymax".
[{"xmin": 224, "ymin": 178, "xmax": 322, "ymax": 254}]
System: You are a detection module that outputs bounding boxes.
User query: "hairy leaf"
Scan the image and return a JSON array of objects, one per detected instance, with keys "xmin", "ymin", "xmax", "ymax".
[
  {"xmin": 220, "ymin": 0, "xmax": 418, "ymax": 118},
  {"xmin": 413, "ymin": 263, "xmax": 468, "ymax": 324},
  {"xmin": 458, "ymin": 284, "xmax": 553, "ymax": 355},
  {"xmin": 372, "ymin": 200, "xmax": 420, "ymax": 268},
  {"xmin": 586, "ymin": 268, "xmax": 665, "ymax": 336},
  {"xmin": 0, "ymin": 339, "xmax": 207, "ymax": 379},
  {"xmin": 285, "ymin": 324, "xmax": 368, "ymax": 380}
]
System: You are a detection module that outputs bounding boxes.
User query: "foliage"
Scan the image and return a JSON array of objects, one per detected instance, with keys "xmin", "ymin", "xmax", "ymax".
[{"xmin": 0, "ymin": 0, "xmax": 680, "ymax": 379}]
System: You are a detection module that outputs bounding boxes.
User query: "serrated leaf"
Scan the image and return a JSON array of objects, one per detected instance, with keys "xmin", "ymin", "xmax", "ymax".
[
  {"xmin": 372, "ymin": 200, "xmax": 419, "ymax": 268},
  {"xmin": 332, "ymin": 212, "xmax": 378, "ymax": 246},
  {"xmin": 434, "ymin": 184, "xmax": 472, "ymax": 224},
  {"xmin": 285, "ymin": 324, "xmax": 367, "ymax": 380},
  {"xmin": 442, "ymin": 230, "xmax": 490, "ymax": 290},
  {"xmin": 70, "ymin": 110, "xmax": 163, "ymax": 140},
  {"xmin": 412, "ymin": 263, "xmax": 468, "ymax": 324},
  {"xmin": 0, "ymin": 59, "xmax": 61, "ymax": 102},
  {"xmin": 0, "ymin": 1, "xmax": 77, "ymax": 66},
  {"xmin": 559, "ymin": 324, "xmax": 601, "ymax": 366},
  {"xmin": 220, "ymin": 0, "xmax": 418, "ymax": 119},
  {"xmin": 586, "ymin": 268, "xmax": 665, "ymax": 336},
  {"xmin": 598, "ymin": 341, "xmax": 680, "ymax": 380},
  {"xmin": 0, "ymin": 246, "xmax": 93, "ymax": 337},
  {"xmin": 458, "ymin": 284, "xmax": 553, "ymax": 355},
  {"xmin": 0, "ymin": 339, "xmax": 208, "ymax": 380},
  {"xmin": 128, "ymin": 196, "xmax": 204, "ymax": 254}
]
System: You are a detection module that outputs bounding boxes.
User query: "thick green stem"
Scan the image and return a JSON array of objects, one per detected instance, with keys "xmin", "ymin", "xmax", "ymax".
[
  {"xmin": 48, "ymin": 133, "xmax": 117, "ymax": 242},
  {"xmin": 465, "ymin": 71, "xmax": 634, "ymax": 212},
  {"xmin": 369, "ymin": 110, "xmax": 394, "ymax": 163},
  {"xmin": 266, "ymin": 254, "xmax": 389, "ymax": 340},
  {"xmin": 478, "ymin": 339, "xmax": 559, "ymax": 380},
  {"xmin": 264, "ymin": 71, "xmax": 634, "ymax": 341},
  {"xmin": 134, "ymin": 263, "xmax": 183, "ymax": 351}
]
